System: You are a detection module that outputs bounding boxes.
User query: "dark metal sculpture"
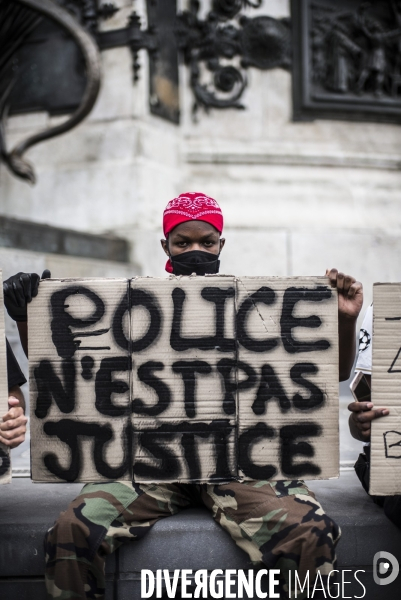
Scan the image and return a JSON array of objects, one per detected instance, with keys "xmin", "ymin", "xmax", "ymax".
[
  {"xmin": 80, "ymin": 0, "xmax": 119, "ymax": 33},
  {"xmin": 0, "ymin": 0, "xmax": 101, "ymax": 184},
  {"xmin": 176, "ymin": 0, "xmax": 291, "ymax": 116},
  {"xmin": 97, "ymin": 0, "xmax": 291, "ymax": 119},
  {"xmin": 0, "ymin": 0, "xmax": 294, "ymax": 161},
  {"xmin": 4, "ymin": 0, "xmax": 399, "ymax": 188},
  {"xmin": 3, "ymin": 0, "xmax": 400, "ymax": 187},
  {"xmin": 211, "ymin": 0, "xmax": 263, "ymax": 20},
  {"xmin": 292, "ymin": 0, "xmax": 401, "ymax": 123},
  {"xmin": 97, "ymin": 10, "xmax": 158, "ymax": 83},
  {"xmin": 146, "ymin": 0, "xmax": 180, "ymax": 124},
  {"xmin": 0, "ymin": 0, "xmax": 161, "ymax": 184}
]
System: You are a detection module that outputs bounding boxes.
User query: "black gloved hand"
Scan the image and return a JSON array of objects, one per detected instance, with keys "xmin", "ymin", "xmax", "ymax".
[{"xmin": 3, "ymin": 270, "xmax": 51, "ymax": 322}]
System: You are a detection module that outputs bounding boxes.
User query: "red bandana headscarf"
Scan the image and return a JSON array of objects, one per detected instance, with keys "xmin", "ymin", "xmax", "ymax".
[{"xmin": 163, "ymin": 192, "xmax": 224, "ymax": 273}]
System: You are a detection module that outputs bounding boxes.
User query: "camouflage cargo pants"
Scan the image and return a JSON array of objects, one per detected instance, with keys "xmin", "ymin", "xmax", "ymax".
[{"xmin": 44, "ymin": 479, "xmax": 340, "ymax": 600}]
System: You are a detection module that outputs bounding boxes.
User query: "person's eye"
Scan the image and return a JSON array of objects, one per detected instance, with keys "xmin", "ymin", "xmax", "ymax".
[
  {"xmin": 203, "ymin": 241, "xmax": 214, "ymax": 247},
  {"xmin": 177, "ymin": 241, "xmax": 188, "ymax": 247}
]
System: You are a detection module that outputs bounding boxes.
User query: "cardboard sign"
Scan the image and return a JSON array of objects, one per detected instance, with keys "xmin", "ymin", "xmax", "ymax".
[
  {"xmin": 370, "ymin": 283, "xmax": 401, "ymax": 496},
  {"xmin": 0, "ymin": 270, "xmax": 11, "ymax": 484},
  {"xmin": 131, "ymin": 276, "xmax": 237, "ymax": 483},
  {"xmin": 29, "ymin": 276, "xmax": 339, "ymax": 484},
  {"xmin": 236, "ymin": 277, "xmax": 339, "ymax": 482},
  {"xmin": 29, "ymin": 278, "xmax": 131, "ymax": 483}
]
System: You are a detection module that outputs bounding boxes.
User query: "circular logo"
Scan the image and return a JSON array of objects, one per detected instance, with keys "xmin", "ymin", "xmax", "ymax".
[
  {"xmin": 359, "ymin": 328, "xmax": 371, "ymax": 353},
  {"xmin": 373, "ymin": 551, "xmax": 399, "ymax": 586}
]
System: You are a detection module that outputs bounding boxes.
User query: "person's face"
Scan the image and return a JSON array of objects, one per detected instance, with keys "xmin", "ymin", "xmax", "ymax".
[{"xmin": 161, "ymin": 220, "xmax": 225, "ymax": 257}]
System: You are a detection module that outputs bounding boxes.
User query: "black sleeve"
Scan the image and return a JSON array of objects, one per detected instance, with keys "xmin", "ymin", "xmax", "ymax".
[{"xmin": 6, "ymin": 339, "xmax": 27, "ymax": 389}]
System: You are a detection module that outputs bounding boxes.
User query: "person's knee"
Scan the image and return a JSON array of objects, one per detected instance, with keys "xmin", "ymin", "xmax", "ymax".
[
  {"xmin": 45, "ymin": 500, "xmax": 94, "ymax": 550},
  {"xmin": 280, "ymin": 498, "xmax": 340, "ymax": 552},
  {"xmin": 302, "ymin": 508, "xmax": 340, "ymax": 545},
  {"xmin": 45, "ymin": 503, "xmax": 107, "ymax": 567},
  {"xmin": 46, "ymin": 508, "xmax": 80, "ymax": 546}
]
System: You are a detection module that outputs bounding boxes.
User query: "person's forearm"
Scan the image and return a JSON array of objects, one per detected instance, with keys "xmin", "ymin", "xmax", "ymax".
[
  {"xmin": 17, "ymin": 321, "xmax": 28, "ymax": 357},
  {"xmin": 9, "ymin": 385, "xmax": 26, "ymax": 413},
  {"xmin": 338, "ymin": 315, "xmax": 357, "ymax": 381}
]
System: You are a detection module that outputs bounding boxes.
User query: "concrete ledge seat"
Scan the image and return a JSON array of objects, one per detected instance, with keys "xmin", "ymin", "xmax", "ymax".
[{"xmin": 1, "ymin": 472, "xmax": 401, "ymax": 599}]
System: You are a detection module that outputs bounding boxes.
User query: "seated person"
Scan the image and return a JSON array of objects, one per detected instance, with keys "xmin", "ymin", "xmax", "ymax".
[
  {"xmin": 0, "ymin": 271, "xmax": 50, "ymax": 448},
  {"xmin": 1, "ymin": 271, "xmax": 51, "ymax": 450},
  {"xmin": 348, "ymin": 304, "xmax": 401, "ymax": 528},
  {"xmin": 4, "ymin": 193, "xmax": 363, "ymax": 600},
  {"xmin": 0, "ymin": 340, "xmax": 28, "ymax": 449}
]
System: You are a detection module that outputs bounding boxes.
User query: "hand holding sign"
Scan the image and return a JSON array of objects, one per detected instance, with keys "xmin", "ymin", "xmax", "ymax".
[
  {"xmin": 0, "ymin": 392, "xmax": 27, "ymax": 449},
  {"xmin": 348, "ymin": 400, "xmax": 389, "ymax": 442},
  {"xmin": 3, "ymin": 270, "xmax": 51, "ymax": 322},
  {"xmin": 326, "ymin": 268, "xmax": 363, "ymax": 381},
  {"xmin": 326, "ymin": 268, "xmax": 363, "ymax": 321}
]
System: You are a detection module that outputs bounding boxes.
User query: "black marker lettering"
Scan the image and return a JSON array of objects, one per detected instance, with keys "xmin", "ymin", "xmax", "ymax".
[
  {"xmin": 170, "ymin": 287, "xmax": 235, "ymax": 352},
  {"xmin": 43, "ymin": 419, "xmax": 130, "ymax": 481},
  {"xmin": 179, "ymin": 420, "xmax": 233, "ymax": 481},
  {"xmin": 387, "ymin": 347, "xmax": 401, "ymax": 373},
  {"xmin": 113, "ymin": 287, "xmax": 162, "ymax": 353},
  {"xmin": 280, "ymin": 423, "xmax": 321, "ymax": 477},
  {"xmin": 217, "ymin": 358, "xmax": 257, "ymax": 415},
  {"xmin": 209, "ymin": 419, "xmax": 234, "ymax": 481},
  {"xmin": 181, "ymin": 424, "xmax": 210, "ymax": 481},
  {"xmin": 238, "ymin": 423, "xmax": 277, "ymax": 480},
  {"xmin": 290, "ymin": 363, "xmax": 324, "ymax": 410},
  {"xmin": 50, "ymin": 287, "xmax": 105, "ymax": 359},
  {"xmin": 133, "ymin": 428, "xmax": 181, "ymax": 480},
  {"xmin": 95, "ymin": 356, "xmax": 131, "ymax": 417},
  {"xmin": 95, "ymin": 420, "xmax": 131, "ymax": 480},
  {"xmin": 172, "ymin": 360, "xmax": 212, "ymax": 418},
  {"xmin": 112, "ymin": 289, "xmax": 131, "ymax": 351},
  {"xmin": 201, "ymin": 287, "xmax": 235, "ymax": 351},
  {"xmin": 131, "ymin": 289, "xmax": 162, "ymax": 352},
  {"xmin": 132, "ymin": 361, "xmax": 171, "ymax": 416},
  {"xmin": 134, "ymin": 420, "xmax": 234, "ymax": 481},
  {"xmin": 78, "ymin": 346, "xmax": 110, "ymax": 351},
  {"xmin": 280, "ymin": 287, "xmax": 331, "ymax": 354},
  {"xmin": 34, "ymin": 359, "xmax": 76, "ymax": 419},
  {"xmin": 237, "ymin": 287, "xmax": 278, "ymax": 353},
  {"xmin": 81, "ymin": 356, "xmax": 94, "ymax": 380},
  {"xmin": 252, "ymin": 364, "xmax": 291, "ymax": 415}
]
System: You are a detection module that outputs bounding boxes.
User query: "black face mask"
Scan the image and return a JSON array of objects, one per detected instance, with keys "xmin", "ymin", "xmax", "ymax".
[{"xmin": 170, "ymin": 250, "xmax": 220, "ymax": 276}]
